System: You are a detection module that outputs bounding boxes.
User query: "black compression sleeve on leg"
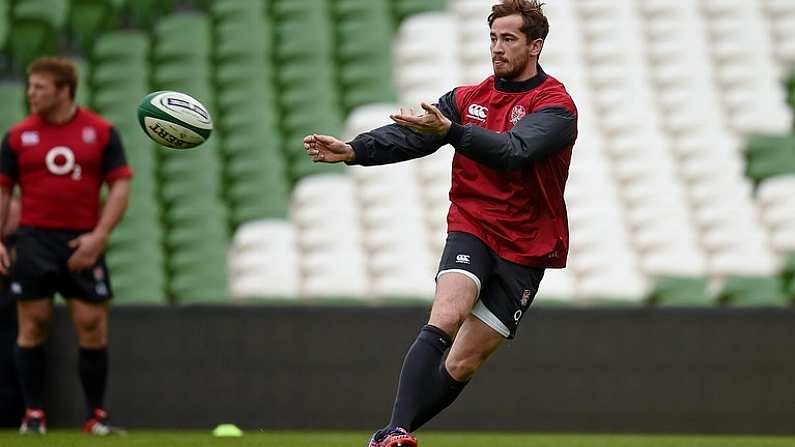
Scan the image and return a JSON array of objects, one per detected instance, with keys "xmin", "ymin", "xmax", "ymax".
[
  {"xmin": 78, "ymin": 347, "xmax": 108, "ymax": 417},
  {"xmin": 14, "ymin": 344, "xmax": 46, "ymax": 410},
  {"xmin": 409, "ymin": 363, "xmax": 468, "ymax": 431},
  {"xmin": 388, "ymin": 325, "xmax": 458, "ymax": 431}
]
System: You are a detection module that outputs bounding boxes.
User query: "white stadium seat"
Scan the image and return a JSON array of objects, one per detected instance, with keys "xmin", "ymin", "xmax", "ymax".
[{"xmin": 239, "ymin": 0, "xmax": 795, "ymax": 304}]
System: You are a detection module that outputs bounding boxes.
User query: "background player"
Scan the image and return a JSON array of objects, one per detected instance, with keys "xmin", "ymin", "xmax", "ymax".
[
  {"xmin": 0, "ymin": 57, "xmax": 132, "ymax": 435},
  {"xmin": 304, "ymin": 1, "xmax": 577, "ymax": 446}
]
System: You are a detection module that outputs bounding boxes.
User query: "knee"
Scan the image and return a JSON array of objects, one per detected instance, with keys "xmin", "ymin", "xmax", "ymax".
[
  {"xmin": 445, "ymin": 354, "xmax": 483, "ymax": 382},
  {"xmin": 430, "ymin": 295, "xmax": 471, "ymax": 334},
  {"xmin": 74, "ymin": 314, "xmax": 105, "ymax": 340},
  {"xmin": 18, "ymin": 315, "xmax": 51, "ymax": 345}
]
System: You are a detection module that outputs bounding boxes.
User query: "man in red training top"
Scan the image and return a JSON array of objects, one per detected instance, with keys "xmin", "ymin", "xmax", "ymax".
[
  {"xmin": 0, "ymin": 57, "xmax": 132, "ymax": 436},
  {"xmin": 305, "ymin": 1, "xmax": 577, "ymax": 446}
]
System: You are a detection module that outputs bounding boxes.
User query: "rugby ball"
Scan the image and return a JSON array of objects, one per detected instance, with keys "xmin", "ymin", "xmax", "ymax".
[{"xmin": 137, "ymin": 91, "xmax": 213, "ymax": 149}]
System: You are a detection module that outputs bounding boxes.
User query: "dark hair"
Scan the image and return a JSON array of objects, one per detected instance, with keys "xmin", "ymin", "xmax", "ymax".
[
  {"xmin": 488, "ymin": 0, "xmax": 549, "ymax": 42},
  {"xmin": 27, "ymin": 57, "xmax": 78, "ymax": 100}
]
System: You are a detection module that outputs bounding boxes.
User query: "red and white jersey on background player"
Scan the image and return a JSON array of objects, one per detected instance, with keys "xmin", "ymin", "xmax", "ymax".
[{"xmin": 0, "ymin": 108, "xmax": 133, "ymax": 231}]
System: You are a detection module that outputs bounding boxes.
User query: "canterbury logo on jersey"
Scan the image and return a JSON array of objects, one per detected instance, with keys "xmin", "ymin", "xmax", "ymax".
[
  {"xmin": 466, "ymin": 104, "xmax": 488, "ymax": 121},
  {"xmin": 21, "ymin": 131, "xmax": 39, "ymax": 145},
  {"xmin": 46, "ymin": 146, "xmax": 82, "ymax": 180}
]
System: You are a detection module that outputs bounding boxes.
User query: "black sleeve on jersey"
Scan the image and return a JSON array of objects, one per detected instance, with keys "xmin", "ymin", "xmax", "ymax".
[
  {"xmin": 347, "ymin": 89, "xmax": 460, "ymax": 166},
  {"xmin": 0, "ymin": 133, "xmax": 19, "ymax": 182},
  {"xmin": 101, "ymin": 127, "xmax": 129, "ymax": 173},
  {"xmin": 445, "ymin": 106, "xmax": 577, "ymax": 171}
]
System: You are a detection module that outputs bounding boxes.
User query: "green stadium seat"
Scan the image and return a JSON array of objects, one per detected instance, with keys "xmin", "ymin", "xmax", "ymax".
[
  {"xmin": 0, "ymin": 0, "xmax": 8, "ymax": 50},
  {"xmin": 91, "ymin": 64, "xmax": 149, "ymax": 89},
  {"xmin": 342, "ymin": 85, "xmax": 397, "ymax": 111},
  {"xmin": 271, "ymin": 0, "xmax": 320, "ymax": 19},
  {"xmin": 718, "ymin": 276, "xmax": 789, "ymax": 307},
  {"xmin": 163, "ymin": 205, "xmax": 228, "ymax": 230},
  {"xmin": 781, "ymin": 253, "xmax": 795, "ymax": 286},
  {"xmin": 72, "ymin": 58, "xmax": 92, "ymax": 107},
  {"xmin": 334, "ymin": 0, "xmax": 391, "ymax": 20},
  {"xmin": 0, "ymin": 82, "xmax": 26, "ymax": 132},
  {"xmin": 786, "ymin": 67, "xmax": 795, "ymax": 113},
  {"xmin": 216, "ymin": 88, "xmax": 277, "ymax": 113},
  {"xmin": 780, "ymin": 253, "xmax": 795, "ymax": 304},
  {"xmin": 92, "ymin": 86, "xmax": 146, "ymax": 112},
  {"xmin": 215, "ymin": 23, "xmax": 271, "ymax": 62},
  {"xmin": 124, "ymin": 0, "xmax": 174, "ymax": 28},
  {"xmin": 289, "ymin": 155, "xmax": 345, "ymax": 181},
  {"xmin": 215, "ymin": 62, "xmax": 272, "ymax": 89},
  {"xmin": 277, "ymin": 65, "xmax": 336, "ymax": 91},
  {"xmin": 211, "ymin": 0, "xmax": 263, "ymax": 23},
  {"xmin": 9, "ymin": 0, "xmax": 68, "ymax": 66},
  {"xmin": 164, "ymin": 224, "xmax": 228, "ymax": 254},
  {"xmin": 13, "ymin": 0, "xmax": 68, "ymax": 28},
  {"xmin": 152, "ymin": 64, "xmax": 211, "ymax": 89},
  {"xmin": 92, "ymin": 31, "xmax": 149, "ymax": 62},
  {"xmin": 68, "ymin": 0, "xmax": 124, "ymax": 50},
  {"xmin": 392, "ymin": 0, "xmax": 447, "ymax": 22},
  {"xmin": 744, "ymin": 135, "xmax": 795, "ymax": 185},
  {"xmin": 648, "ymin": 276, "xmax": 714, "ymax": 307},
  {"xmin": 153, "ymin": 14, "xmax": 211, "ymax": 62},
  {"xmin": 274, "ymin": 19, "xmax": 334, "ymax": 61}
]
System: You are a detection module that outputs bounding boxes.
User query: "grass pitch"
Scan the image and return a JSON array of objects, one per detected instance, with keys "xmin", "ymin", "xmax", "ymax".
[{"xmin": 1, "ymin": 431, "xmax": 794, "ymax": 447}]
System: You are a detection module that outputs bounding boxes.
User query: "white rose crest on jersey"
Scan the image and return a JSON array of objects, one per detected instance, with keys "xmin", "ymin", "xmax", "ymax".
[
  {"xmin": 510, "ymin": 104, "xmax": 526, "ymax": 125},
  {"xmin": 466, "ymin": 104, "xmax": 488, "ymax": 121},
  {"xmin": 45, "ymin": 146, "xmax": 82, "ymax": 180}
]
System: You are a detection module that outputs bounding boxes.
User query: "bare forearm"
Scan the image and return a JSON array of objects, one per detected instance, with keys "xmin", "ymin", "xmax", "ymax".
[
  {"xmin": 0, "ymin": 186, "xmax": 11, "ymax": 238},
  {"xmin": 94, "ymin": 179, "xmax": 130, "ymax": 239}
]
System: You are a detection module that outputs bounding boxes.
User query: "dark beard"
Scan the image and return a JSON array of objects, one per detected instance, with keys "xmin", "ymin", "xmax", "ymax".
[{"xmin": 496, "ymin": 54, "xmax": 531, "ymax": 81}]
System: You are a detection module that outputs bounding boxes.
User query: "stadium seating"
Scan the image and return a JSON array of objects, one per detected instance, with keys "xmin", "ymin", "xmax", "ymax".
[
  {"xmin": 272, "ymin": 0, "xmax": 345, "ymax": 181},
  {"xmin": 0, "ymin": 82, "xmax": 25, "ymax": 133},
  {"xmin": 4, "ymin": 0, "xmax": 794, "ymax": 306},
  {"xmin": 152, "ymin": 12, "xmax": 229, "ymax": 303},
  {"xmin": 8, "ymin": 0, "xmax": 68, "ymax": 69},
  {"xmin": 292, "ymin": 174, "xmax": 369, "ymax": 298},
  {"xmin": 648, "ymin": 276, "xmax": 714, "ymax": 307},
  {"xmin": 333, "ymin": 0, "xmax": 397, "ymax": 112},
  {"xmin": 67, "ymin": 0, "xmax": 125, "ymax": 51},
  {"xmin": 757, "ymin": 175, "xmax": 795, "ymax": 256},
  {"xmin": 90, "ymin": 30, "xmax": 167, "ymax": 304},
  {"xmin": 718, "ymin": 275, "xmax": 790, "ymax": 307},
  {"xmin": 228, "ymin": 219, "xmax": 300, "ymax": 299},
  {"xmin": 0, "ymin": 0, "xmax": 8, "ymax": 51},
  {"xmin": 211, "ymin": 0, "xmax": 290, "ymax": 227}
]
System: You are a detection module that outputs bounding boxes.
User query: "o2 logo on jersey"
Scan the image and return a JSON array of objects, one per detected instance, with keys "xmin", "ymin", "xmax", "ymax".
[{"xmin": 45, "ymin": 146, "xmax": 82, "ymax": 180}]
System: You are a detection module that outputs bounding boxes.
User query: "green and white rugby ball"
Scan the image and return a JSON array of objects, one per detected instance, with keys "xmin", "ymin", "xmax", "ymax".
[{"xmin": 137, "ymin": 91, "xmax": 213, "ymax": 149}]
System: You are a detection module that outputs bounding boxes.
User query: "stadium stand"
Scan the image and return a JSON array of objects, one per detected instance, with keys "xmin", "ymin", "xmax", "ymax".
[
  {"xmin": 273, "ymin": 0, "xmax": 345, "ymax": 182},
  {"xmin": 0, "ymin": 0, "xmax": 8, "ymax": 51},
  {"xmin": 2, "ymin": 0, "xmax": 794, "ymax": 306},
  {"xmin": 91, "ymin": 30, "xmax": 167, "ymax": 304},
  {"xmin": 332, "ymin": 0, "xmax": 397, "ymax": 112},
  {"xmin": 211, "ymin": 0, "xmax": 291, "ymax": 227},
  {"xmin": 152, "ymin": 12, "xmax": 229, "ymax": 302},
  {"xmin": 0, "ymin": 82, "xmax": 25, "ymax": 133},
  {"xmin": 8, "ymin": 0, "xmax": 68, "ymax": 70},
  {"xmin": 67, "ymin": 0, "xmax": 125, "ymax": 51}
]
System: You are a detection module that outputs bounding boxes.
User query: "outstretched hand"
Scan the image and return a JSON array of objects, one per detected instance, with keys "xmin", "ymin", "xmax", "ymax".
[
  {"xmin": 303, "ymin": 134, "xmax": 355, "ymax": 163},
  {"xmin": 390, "ymin": 102, "xmax": 452, "ymax": 136}
]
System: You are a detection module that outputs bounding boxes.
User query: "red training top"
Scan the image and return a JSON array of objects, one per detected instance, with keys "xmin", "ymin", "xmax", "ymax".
[
  {"xmin": 350, "ymin": 66, "xmax": 578, "ymax": 268},
  {"xmin": 0, "ymin": 108, "xmax": 133, "ymax": 231}
]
